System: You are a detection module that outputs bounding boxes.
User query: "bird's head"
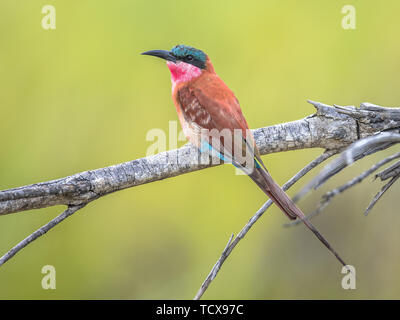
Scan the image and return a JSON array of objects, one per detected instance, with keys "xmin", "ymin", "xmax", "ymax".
[{"xmin": 142, "ymin": 45, "xmax": 213, "ymax": 85}]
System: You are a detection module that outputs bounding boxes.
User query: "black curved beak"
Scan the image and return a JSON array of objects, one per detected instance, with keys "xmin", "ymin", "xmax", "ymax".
[{"xmin": 141, "ymin": 50, "xmax": 177, "ymax": 63}]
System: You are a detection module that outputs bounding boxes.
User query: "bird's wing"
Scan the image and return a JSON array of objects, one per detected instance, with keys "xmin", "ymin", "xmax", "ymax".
[
  {"xmin": 193, "ymin": 75, "xmax": 268, "ymax": 171},
  {"xmin": 177, "ymin": 75, "xmax": 258, "ymax": 170}
]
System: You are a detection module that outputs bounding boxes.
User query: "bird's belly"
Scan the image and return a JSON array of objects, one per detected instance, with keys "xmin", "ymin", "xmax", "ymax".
[{"xmin": 181, "ymin": 120, "xmax": 202, "ymax": 148}]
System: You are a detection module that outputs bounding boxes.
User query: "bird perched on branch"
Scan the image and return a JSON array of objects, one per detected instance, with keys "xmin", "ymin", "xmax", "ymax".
[{"xmin": 142, "ymin": 44, "xmax": 347, "ymax": 268}]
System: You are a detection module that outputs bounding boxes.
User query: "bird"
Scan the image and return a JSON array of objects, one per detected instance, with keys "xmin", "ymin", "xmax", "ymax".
[{"xmin": 142, "ymin": 44, "xmax": 347, "ymax": 268}]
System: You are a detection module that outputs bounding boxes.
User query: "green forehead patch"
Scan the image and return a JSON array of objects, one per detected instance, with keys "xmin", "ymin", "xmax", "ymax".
[{"xmin": 171, "ymin": 45, "xmax": 207, "ymax": 63}]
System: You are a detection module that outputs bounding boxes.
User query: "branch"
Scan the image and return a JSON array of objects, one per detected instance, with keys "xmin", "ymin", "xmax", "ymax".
[
  {"xmin": 365, "ymin": 174, "xmax": 400, "ymax": 215},
  {"xmin": 0, "ymin": 204, "xmax": 85, "ymax": 266},
  {"xmin": 2, "ymin": 100, "xmax": 377, "ymax": 216},
  {"xmin": 1, "ymin": 100, "xmax": 400, "ymax": 293},
  {"xmin": 286, "ymin": 133, "xmax": 400, "ymax": 227}
]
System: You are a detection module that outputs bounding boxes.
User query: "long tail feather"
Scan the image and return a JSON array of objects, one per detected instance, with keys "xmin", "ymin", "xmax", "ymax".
[{"xmin": 249, "ymin": 166, "xmax": 347, "ymax": 267}]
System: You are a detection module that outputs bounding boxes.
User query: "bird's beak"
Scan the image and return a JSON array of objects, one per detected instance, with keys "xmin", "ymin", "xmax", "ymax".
[{"xmin": 141, "ymin": 50, "xmax": 177, "ymax": 63}]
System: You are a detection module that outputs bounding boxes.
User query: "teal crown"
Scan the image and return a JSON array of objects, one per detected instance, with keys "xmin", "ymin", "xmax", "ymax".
[{"xmin": 171, "ymin": 45, "xmax": 207, "ymax": 68}]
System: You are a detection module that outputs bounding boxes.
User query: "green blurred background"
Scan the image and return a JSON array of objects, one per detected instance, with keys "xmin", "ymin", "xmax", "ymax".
[{"xmin": 1, "ymin": 0, "xmax": 400, "ymax": 299}]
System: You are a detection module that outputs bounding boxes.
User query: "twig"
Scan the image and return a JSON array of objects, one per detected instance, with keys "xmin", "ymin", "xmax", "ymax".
[
  {"xmin": 294, "ymin": 133, "xmax": 400, "ymax": 203},
  {"xmin": 365, "ymin": 174, "xmax": 400, "ymax": 215},
  {"xmin": 286, "ymin": 150, "xmax": 400, "ymax": 226},
  {"xmin": 193, "ymin": 234, "xmax": 234, "ymax": 300},
  {"xmin": 375, "ymin": 160, "xmax": 400, "ymax": 181},
  {"xmin": 0, "ymin": 204, "xmax": 85, "ymax": 266},
  {"xmin": 193, "ymin": 150, "xmax": 337, "ymax": 300}
]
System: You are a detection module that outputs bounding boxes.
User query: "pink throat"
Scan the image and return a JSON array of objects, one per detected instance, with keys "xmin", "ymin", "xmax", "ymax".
[{"xmin": 167, "ymin": 61, "xmax": 202, "ymax": 86}]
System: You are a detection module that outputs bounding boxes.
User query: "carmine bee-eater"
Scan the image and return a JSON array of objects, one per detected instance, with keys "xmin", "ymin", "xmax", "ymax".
[{"xmin": 142, "ymin": 45, "xmax": 347, "ymax": 267}]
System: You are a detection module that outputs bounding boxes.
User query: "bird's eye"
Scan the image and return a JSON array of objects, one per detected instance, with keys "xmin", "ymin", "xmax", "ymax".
[{"xmin": 186, "ymin": 55, "xmax": 194, "ymax": 61}]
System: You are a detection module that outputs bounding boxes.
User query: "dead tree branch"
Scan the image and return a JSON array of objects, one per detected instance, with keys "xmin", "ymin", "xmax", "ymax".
[
  {"xmin": 285, "ymin": 132, "xmax": 400, "ymax": 227},
  {"xmin": 0, "ymin": 204, "xmax": 85, "ymax": 266},
  {"xmin": 1, "ymin": 100, "xmax": 400, "ymax": 298},
  {"xmin": 1, "ymin": 100, "xmax": 364, "ymax": 216}
]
